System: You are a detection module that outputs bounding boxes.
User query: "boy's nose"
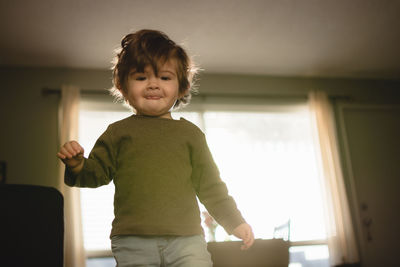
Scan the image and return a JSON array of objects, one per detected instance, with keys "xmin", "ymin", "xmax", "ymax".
[{"xmin": 147, "ymin": 77, "xmax": 159, "ymax": 89}]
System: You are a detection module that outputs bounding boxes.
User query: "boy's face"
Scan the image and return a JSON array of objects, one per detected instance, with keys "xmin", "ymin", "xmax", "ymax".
[{"xmin": 124, "ymin": 60, "xmax": 183, "ymax": 119}]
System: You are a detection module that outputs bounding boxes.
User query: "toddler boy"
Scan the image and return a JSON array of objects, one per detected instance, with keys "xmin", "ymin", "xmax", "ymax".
[{"xmin": 57, "ymin": 29, "xmax": 254, "ymax": 267}]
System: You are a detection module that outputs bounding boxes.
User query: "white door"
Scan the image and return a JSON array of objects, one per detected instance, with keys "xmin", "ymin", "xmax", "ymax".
[{"xmin": 338, "ymin": 105, "xmax": 400, "ymax": 267}]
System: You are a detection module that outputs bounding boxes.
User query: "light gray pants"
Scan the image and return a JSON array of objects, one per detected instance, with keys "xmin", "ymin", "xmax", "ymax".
[{"xmin": 111, "ymin": 235, "xmax": 213, "ymax": 267}]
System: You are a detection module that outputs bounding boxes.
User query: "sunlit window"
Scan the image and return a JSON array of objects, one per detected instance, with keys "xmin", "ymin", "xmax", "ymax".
[
  {"xmin": 79, "ymin": 98, "xmax": 330, "ymax": 266},
  {"xmin": 200, "ymin": 111, "xmax": 326, "ymax": 242}
]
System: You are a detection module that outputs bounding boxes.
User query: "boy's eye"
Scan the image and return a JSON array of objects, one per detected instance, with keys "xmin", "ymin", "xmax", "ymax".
[
  {"xmin": 161, "ymin": 76, "xmax": 171, "ymax": 81},
  {"xmin": 135, "ymin": 76, "xmax": 146, "ymax": 81}
]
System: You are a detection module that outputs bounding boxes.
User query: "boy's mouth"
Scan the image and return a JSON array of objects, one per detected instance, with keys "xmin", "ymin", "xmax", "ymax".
[{"xmin": 145, "ymin": 95, "xmax": 162, "ymax": 100}]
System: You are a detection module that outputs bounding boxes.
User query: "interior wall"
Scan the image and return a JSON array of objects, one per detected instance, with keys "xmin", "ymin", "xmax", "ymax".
[
  {"xmin": 0, "ymin": 66, "xmax": 399, "ymax": 191},
  {"xmin": 0, "ymin": 67, "xmax": 111, "ymax": 189}
]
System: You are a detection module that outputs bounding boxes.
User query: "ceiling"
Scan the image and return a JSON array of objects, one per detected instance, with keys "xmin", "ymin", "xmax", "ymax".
[{"xmin": 1, "ymin": 0, "xmax": 400, "ymax": 80}]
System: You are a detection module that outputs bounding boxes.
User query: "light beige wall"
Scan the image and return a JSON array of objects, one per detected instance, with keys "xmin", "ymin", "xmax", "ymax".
[
  {"xmin": 0, "ymin": 66, "xmax": 399, "ymax": 190},
  {"xmin": 199, "ymin": 72, "xmax": 400, "ymax": 103},
  {"xmin": 0, "ymin": 67, "xmax": 111, "ymax": 189}
]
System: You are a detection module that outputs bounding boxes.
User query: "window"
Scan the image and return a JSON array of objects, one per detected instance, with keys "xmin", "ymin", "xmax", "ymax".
[
  {"xmin": 79, "ymin": 96, "xmax": 330, "ymax": 266},
  {"xmin": 200, "ymin": 110, "xmax": 326, "ymax": 242}
]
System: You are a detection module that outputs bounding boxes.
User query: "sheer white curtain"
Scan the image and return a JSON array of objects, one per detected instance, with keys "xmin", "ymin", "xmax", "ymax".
[
  {"xmin": 58, "ymin": 85, "xmax": 86, "ymax": 267},
  {"xmin": 308, "ymin": 90, "xmax": 359, "ymax": 265}
]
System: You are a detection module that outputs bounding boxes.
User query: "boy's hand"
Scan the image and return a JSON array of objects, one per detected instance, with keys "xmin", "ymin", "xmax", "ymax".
[
  {"xmin": 57, "ymin": 141, "xmax": 85, "ymax": 174},
  {"xmin": 232, "ymin": 223, "xmax": 255, "ymax": 250}
]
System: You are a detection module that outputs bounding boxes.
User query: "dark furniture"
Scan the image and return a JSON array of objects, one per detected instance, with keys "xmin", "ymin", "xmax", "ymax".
[
  {"xmin": 0, "ymin": 184, "xmax": 64, "ymax": 267},
  {"xmin": 207, "ymin": 239, "xmax": 289, "ymax": 267}
]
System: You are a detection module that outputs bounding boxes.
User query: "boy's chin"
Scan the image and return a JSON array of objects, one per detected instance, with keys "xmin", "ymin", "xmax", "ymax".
[{"xmin": 136, "ymin": 106, "xmax": 175, "ymax": 117}]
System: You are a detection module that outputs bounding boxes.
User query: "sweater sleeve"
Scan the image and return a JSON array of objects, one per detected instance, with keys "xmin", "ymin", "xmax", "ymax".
[
  {"xmin": 191, "ymin": 132, "xmax": 246, "ymax": 234},
  {"xmin": 65, "ymin": 126, "xmax": 116, "ymax": 188}
]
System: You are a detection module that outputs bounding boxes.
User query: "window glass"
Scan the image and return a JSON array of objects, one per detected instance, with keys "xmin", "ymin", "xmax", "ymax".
[{"xmin": 202, "ymin": 111, "xmax": 326, "ymax": 242}]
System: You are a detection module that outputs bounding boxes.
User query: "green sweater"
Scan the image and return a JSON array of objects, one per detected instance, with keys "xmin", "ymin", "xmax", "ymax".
[{"xmin": 65, "ymin": 115, "xmax": 245, "ymax": 238}]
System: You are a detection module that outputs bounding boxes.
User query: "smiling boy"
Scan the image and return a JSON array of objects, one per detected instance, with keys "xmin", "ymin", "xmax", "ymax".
[{"xmin": 57, "ymin": 29, "xmax": 254, "ymax": 267}]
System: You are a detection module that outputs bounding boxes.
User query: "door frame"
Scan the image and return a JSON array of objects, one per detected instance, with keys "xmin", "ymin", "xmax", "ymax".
[{"xmin": 336, "ymin": 103, "xmax": 400, "ymax": 265}]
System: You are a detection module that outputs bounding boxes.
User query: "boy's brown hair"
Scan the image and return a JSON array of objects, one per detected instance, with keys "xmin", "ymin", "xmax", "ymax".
[{"xmin": 110, "ymin": 29, "xmax": 198, "ymax": 109}]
